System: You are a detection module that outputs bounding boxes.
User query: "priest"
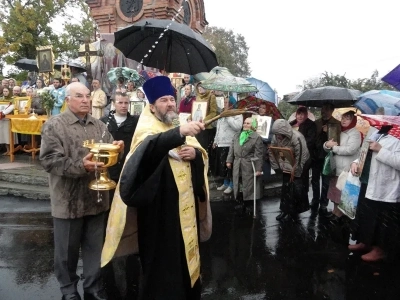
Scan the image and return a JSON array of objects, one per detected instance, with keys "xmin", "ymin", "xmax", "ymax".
[{"xmin": 101, "ymin": 76, "xmax": 212, "ymax": 299}]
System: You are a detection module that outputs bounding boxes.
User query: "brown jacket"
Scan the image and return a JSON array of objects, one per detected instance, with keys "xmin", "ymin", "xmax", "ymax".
[{"xmin": 40, "ymin": 108, "xmax": 113, "ymax": 219}]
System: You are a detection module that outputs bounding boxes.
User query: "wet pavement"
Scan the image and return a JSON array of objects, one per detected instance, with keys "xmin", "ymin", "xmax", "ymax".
[{"xmin": 1, "ymin": 195, "xmax": 400, "ymax": 300}]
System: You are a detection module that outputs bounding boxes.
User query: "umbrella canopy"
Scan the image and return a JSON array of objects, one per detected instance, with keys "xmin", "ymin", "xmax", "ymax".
[
  {"xmin": 200, "ymin": 67, "xmax": 258, "ymax": 93},
  {"xmin": 107, "ymin": 67, "xmax": 145, "ymax": 87},
  {"xmin": 287, "ymin": 86, "xmax": 362, "ymax": 108},
  {"xmin": 246, "ymin": 77, "xmax": 276, "ymax": 103},
  {"xmin": 114, "ymin": 18, "xmax": 218, "ymax": 74},
  {"xmin": 354, "ymin": 90, "xmax": 400, "ymax": 116},
  {"xmin": 194, "ymin": 66, "xmax": 234, "ymax": 82},
  {"xmin": 139, "ymin": 70, "xmax": 162, "ymax": 81},
  {"xmin": 53, "ymin": 59, "xmax": 86, "ymax": 73},
  {"xmin": 14, "ymin": 58, "xmax": 38, "ymax": 71},
  {"xmin": 235, "ymin": 96, "xmax": 282, "ymax": 120},
  {"xmin": 381, "ymin": 64, "xmax": 400, "ymax": 90},
  {"xmin": 360, "ymin": 114, "xmax": 400, "ymax": 139}
]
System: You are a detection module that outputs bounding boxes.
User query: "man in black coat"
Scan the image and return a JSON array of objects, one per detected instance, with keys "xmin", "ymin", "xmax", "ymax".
[
  {"xmin": 100, "ymin": 92, "xmax": 139, "ymax": 190},
  {"xmin": 100, "ymin": 92, "xmax": 140, "ymax": 299}
]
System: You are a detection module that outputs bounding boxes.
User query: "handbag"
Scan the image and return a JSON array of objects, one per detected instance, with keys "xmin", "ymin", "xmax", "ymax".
[
  {"xmin": 322, "ymin": 151, "xmax": 336, "ymax": 176},
  {"xmin": 336, "ymin": 170, "xmax": 349, "ymax": 191}
]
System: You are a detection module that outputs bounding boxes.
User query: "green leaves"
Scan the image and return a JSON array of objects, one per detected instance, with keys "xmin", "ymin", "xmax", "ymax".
[
  {"xmin": 0, "ymin": 0, "xmax": 95, "ymax": 65},
  {"xmin": 203, "ymin": 26, "xmax": 251, "ymax": 78}
]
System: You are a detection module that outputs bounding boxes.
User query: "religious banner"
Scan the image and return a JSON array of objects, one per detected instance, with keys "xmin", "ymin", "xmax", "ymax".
[{"xmin": 36, "ymin": 46, "xmax": 54, "ymax": 73}]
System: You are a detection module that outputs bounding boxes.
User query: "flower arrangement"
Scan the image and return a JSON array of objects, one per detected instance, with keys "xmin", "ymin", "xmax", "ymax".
[{"xmin": 39, "ymin": 89, "xmax": 55, "ymax": 115}]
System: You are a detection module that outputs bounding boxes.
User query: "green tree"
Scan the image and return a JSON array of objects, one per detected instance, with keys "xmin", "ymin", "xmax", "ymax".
[
  {"xmin": 202, "ymin": 26, "xmax": 251, "ymax": 77},
  {"xmin": 298, "ymin": 70, "xmax": 395, "ymax": 93},
  {"xmin": 350, "ymin": 70, "xmax": 395, "ymax": 93},
  {"xmin": 0, "ymin": 0, "xmax": 94, "ymax": 64},
  {"xmin": 277, "ymin": 100, "xmax": 297, "ymax": 120}
]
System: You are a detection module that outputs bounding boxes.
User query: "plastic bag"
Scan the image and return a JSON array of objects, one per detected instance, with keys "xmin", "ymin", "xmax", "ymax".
[
  {"xmin": 336, "ymin": 170, "xmax": 349, "ymax": 191},
  {"xmin": 338, "ymin": 172, "xmax": 361, "ymax": 219},
  {"xmin": 322, "ymin": 151, "xmax": 336, "ymax": 176}
]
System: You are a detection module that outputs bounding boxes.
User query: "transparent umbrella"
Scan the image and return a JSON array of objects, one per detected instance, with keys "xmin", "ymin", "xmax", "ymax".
[{"xmin": 199, "ymin": 67, "xmax": 258, "ymax": 93}]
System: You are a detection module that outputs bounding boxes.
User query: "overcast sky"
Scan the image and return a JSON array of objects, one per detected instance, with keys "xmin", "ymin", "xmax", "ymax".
[{"xmin": 203, "ymin": 0, "xmax": 400, "ymax": 97}]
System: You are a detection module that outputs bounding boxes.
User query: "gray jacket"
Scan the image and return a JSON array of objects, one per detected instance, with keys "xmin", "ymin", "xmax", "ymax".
[
  {"xmin": 40, "ymin": 108, "xmax": 113, "ymax": 219},
  {"xmin": 269, "ymin": 119, "xmax": 310, "ymax": 177},
  {"xmin": 227, "ymin": 131, "xmax": 264, "ymax": 201}
]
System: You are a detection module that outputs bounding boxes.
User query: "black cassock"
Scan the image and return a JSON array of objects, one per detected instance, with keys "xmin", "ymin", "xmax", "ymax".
[{"xmin": 120, "ymin": 127, "xmax": 205, "ymax": 300}]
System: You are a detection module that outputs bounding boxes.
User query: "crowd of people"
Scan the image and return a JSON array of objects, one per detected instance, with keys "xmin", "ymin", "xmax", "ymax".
[{"xmin": 1, "ymin": 71, "xmax": 399, "ymax": 300}]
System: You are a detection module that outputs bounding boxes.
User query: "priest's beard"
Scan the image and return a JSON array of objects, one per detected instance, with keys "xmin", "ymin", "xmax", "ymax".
[{"xmin": 154, "ymin": 107, "xmax": 178, "ymax": 125}]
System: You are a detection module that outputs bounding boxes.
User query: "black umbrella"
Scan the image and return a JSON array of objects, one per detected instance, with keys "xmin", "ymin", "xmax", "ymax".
[
  {"xmin": 287, "ymin": 86, "xmax": 362, "ymax": 108},
  {"xmin": 114, "ymin": 18, "xmax": 219, "ymax": 74},
  {"xmin": 14, "ymin": 58, "xmax": 38, "ymax": 71}
]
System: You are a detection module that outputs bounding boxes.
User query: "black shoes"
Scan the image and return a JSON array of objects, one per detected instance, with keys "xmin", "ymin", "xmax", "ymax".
[
  {"xmin": 276, "ymin": 212, "xmax": 288, "ymax": 221},
  {"xmin": 62, "ymin": 293, "xmax": 81, "ymax": 300},
  {"xmin": 84, "ymin": 290, "xmax": 108, "ymax": 300}
]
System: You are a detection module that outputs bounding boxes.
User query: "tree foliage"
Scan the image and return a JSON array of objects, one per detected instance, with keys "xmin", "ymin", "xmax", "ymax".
[
  {"xmin": 277, "ymin": 99, "xmax": 297, "ymax": 120},
  {"xmin": 0, "ymin": 0, "xmax": 94, "ymax": 65},
  {"xmin": 202, "ymin": 26, "xmax": 251, "ymax": 77},
  {"xmin": 298, "ymin": 70, "xmax": 395, "ymax": 93}
]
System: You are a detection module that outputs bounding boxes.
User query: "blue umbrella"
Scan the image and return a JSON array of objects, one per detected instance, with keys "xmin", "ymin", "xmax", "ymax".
[
  {"xmin": 355, "ymin": 90, "xmax": 400, "ymax": 116},
  {"xmin": 382, "ymin": 64, "xmax": 400, "ymax": 90},
  {"xmin": 246, "ymin": 77, "xmax": 276, "ymax": 104}
]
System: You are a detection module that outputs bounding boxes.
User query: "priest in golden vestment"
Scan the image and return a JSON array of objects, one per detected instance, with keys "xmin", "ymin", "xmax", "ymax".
[
  {"xmin": 102, "ymin": 76, "xmax": 212, "ymax": 299},
  {"xmin": 90, "ymin": 79, "xmax": 107, "ymax": 119}
]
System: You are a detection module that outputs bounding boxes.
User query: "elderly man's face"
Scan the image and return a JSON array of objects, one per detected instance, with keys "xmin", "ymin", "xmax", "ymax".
[
  {"xmin": 66, "ymin": 83, "xmax": 91, "ymax": 117},
  {"xmin": 92, "ymin": 80, "xmax": 100, "ymax": 90},
  {"xmin": 2, "ymin": 79, "xmax": 8, "ymax": 87},
  {"xmin": 150, "ymin": 95, "xmax": 177, "ymax": 125}
]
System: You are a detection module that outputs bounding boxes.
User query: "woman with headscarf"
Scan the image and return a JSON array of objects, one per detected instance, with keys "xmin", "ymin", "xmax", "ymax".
[
  {"xmin": 194, "ymin": 84, "xmax": 218, "ymax": 152},
  {"xmin": 269, "ymin": 119, "xmax": 310, "ymax": 221},
  {"xmin": 136, "ymin": 87, "xmax": 148, "ymax": 105},
  {"xmin": 178, "ymin": 84, "xmax": 196, "ymax": 114},
  {"xmin": 323, "ymin": 110, "xmax": 361, "ymax": 219},
  {"xmin": 226, "ymin": 117, "xmax": 264, "ymax": 210},
  {"xmin": 213, "ymin": 97, "xmax": 243, "ymax": 194}
]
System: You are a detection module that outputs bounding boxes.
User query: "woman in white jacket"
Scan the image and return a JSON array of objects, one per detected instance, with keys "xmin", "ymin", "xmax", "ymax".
[
  {"xmin": 349, "ymin": 129, "xmax": 400, "ymax": 262},
  {"xmin": 324, "ymin": 111, "xmax": 361, "ymax": 218},
  {"xmin": 213, "ymin": 97, "xmax": 243, "ymax": 194}
]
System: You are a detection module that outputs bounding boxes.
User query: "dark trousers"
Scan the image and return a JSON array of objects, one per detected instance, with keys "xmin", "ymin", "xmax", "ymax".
[
  {"xmin": 311, "ymin": 158, "xmax": 330, "ymax": 208},
  {"xmin": 53, "ymin": 213, "xmax": 106, "ymax": 295}
]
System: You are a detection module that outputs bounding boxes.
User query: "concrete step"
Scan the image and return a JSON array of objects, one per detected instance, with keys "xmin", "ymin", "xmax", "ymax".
[
  {"xmin": 0, "ymin": 181, "xmax": 50, "ymax": 200},
  {"xmin": 0, "ymin": 168, "xmax": 49, "ymax": 187}
]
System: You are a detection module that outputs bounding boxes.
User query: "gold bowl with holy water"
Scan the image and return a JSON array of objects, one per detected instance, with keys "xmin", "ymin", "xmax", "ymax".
[{"xmin": 83, "ymin": 140, "xmax": 120, "ymax": 190}]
